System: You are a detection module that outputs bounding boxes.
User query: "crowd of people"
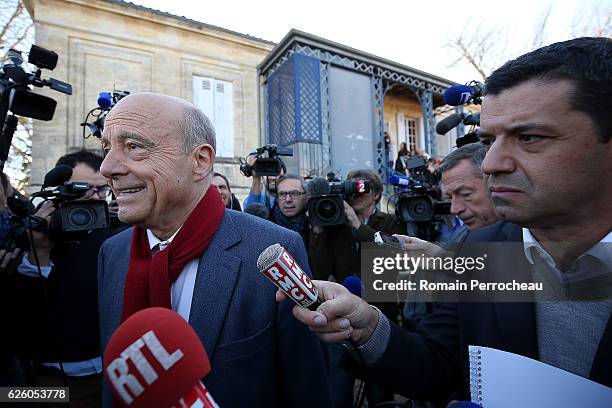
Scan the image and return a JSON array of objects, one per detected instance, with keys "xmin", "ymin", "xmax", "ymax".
[{"xmin": 0, "ymin": 36, "xmax": 609, "ymax": 408}]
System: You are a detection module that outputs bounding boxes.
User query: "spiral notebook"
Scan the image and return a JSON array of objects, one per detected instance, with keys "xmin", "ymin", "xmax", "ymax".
[{"xmin": 469, "ymin": 345, "xmax": 612, "ymax": 407}]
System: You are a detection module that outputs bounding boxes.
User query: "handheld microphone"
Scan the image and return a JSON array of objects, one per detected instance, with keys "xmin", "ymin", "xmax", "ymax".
[
  {"xmin": 42, "ymin": 165, "xmax": 73, "ymax": 188},
  {"xmin": 388, "ymin": 174, "xmax": 411, "ymax": 187},
  {"xmin": 103, "ymin": 307, "xmax": 219, "ymax": 408},
  {"xmin": 257, "ymin": 243, "xmax": 324, "ymax": 311},
  {"xmin": 443, "ymin": 82, "xmax": 485, "ymax": 106},
  {"xmin": 342, "ymin": 276, "xmax": 362, "ymax": 297}
]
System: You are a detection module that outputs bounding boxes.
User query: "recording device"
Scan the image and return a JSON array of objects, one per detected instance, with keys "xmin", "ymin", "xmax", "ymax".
[
  {"xmin": 436, "ymin": 112, "xmax": 480, "ymax": 135},
  {"xmin": 32, "ymin": 165, "xmax": 110, "ymax": 233},
  {"xmin": 393, "ymin": 158, "xmax": 450, "ymax": 241},
  {"xmin": 306, "ymin": 176, "xmax": 371, "ymax": 227},
  {"xmin": 443, "ymin": 81, "xmax": 484, "ymax": 106},
  {"xmin": 239, "ymin": 144, "xmax": 293, "ymax": 177},
  {"xmin": 81, "ymin": 90, "xmax": 130, "ymax": 139},
  {"xmin": 257, "ymin": 243, "xmax": 323, "ymax": 311},
  {"xmin": 0, "ymin": 44, "xmax": 72, "ymax": 171},
  {"xmin": 103, "ymin": 307, "xmax": 219, "ymax": 408},
  {"xmin": 374, "ymin": 231, "xmax": 404, "ymax": 251}
]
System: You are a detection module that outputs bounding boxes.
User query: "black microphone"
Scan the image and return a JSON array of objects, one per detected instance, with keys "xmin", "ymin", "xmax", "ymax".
[
  {"xmin": 436, "ymin": 114, "xmax": 463, "ymax": 135},
  {"xmin": 306, "ymin": 176, "xmax": 330, "ymax": 196},
  {"xmin": 42, "ymin": 165, "xmax": 73, "ymax": 188}
]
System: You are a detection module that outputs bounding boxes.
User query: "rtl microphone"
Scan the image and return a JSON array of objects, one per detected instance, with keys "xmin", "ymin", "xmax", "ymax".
[
  {"xmin": 443, "ymin": 81, "xmax": 485, "ymax": 106},
  {"xmin": 103, "ymin": 307, "xmax": 219, "ymax": 408},
  {"xmin": 257, "ymin": 243, "xmax": 324, "ymax": 311}
]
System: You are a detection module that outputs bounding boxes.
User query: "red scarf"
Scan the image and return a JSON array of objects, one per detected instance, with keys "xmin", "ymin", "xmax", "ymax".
[{"xmin": 120, "ymin": 186, "xmax": 225, "ymax": 322}]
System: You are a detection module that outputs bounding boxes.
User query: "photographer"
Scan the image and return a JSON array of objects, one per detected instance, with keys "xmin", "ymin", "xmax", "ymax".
[
  {"xmin": 269, "ymin": 174, "xmax": 309, "ymax": 248},
  {"xmin": 242, "ymin": 152, "xmax": 286, "ymax": 209},
  {"xmin": 309, "ymin": 169, "xmax": 405, "ymax": 408},
  {"xmin": 310, "ymin": 169, "xmax": 406, "ymax": 284},
  {"xmin": 13, "ymin": 150, "xmax": 127, "ymax": 407}
]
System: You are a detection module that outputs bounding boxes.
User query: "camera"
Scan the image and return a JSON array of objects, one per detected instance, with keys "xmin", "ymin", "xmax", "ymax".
[
  {"xmin": 391, "ymin": 158, "xmax": 450, "ymax": 241},
  {"xmin": 0, "ymin": 44, "xmax": 72, "ymax": 172},
  {"xmin": 307, "ymin": 175, "xmax": 371, "ymax": 227},
  {"xmin": 240, "ymin": 144, "xmax": 293, "ymax": 177},
  {"xmin": 32, "ymin": 165, "xmax": 110, "ymax": 234}
]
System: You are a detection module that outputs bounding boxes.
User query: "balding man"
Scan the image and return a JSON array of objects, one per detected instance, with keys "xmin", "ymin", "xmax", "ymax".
[{"xmin": 98, "ymin": 93, "xmax": 332, "ymax": 407}]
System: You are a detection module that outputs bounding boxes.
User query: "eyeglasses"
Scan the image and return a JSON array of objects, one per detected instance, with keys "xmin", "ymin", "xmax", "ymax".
[
  {"xmin": 86, "ymin": 185, "xmax": 112, "ymax": 198},
  {"xmin": 277, "ymin": 190, "xmax": 305, "ymax": 200}
]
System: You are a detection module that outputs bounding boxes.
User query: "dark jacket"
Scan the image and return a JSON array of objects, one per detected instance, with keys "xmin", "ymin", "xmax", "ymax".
[
  {"xmin": 364, "ymin": 221, "xmax": 612, "ymax": 402},
  {"xmin": 309, "ymin": 208, "xmax": 406, "ymax": 283}
]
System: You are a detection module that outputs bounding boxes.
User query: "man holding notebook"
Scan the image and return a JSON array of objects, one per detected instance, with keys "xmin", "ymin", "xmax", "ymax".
[{"xmin": 280, "ymin": 36, "xmax": 612, "ymax": 404}]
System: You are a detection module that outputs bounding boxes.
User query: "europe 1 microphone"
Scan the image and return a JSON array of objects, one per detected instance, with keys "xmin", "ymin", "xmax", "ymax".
[{"xmin": 103, "ymin": 307, "xmax": 219, "ymax": 408}]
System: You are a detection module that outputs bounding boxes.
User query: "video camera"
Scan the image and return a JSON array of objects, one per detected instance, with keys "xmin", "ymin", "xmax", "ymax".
[
  {"xmin": 0, "ymin": 44, "xmax": 72, "ymax": 171},
  {"xmin": 31, "ymin": 165, "xmax": 110, "ymax": 234},
  {"xmin": 307, "ymin": 173, "xmax": 371, "ymax": 227},
  {"xmin": 390, "ymin": 158, "xmax": 450, "ymax": 241},
  {"xmin": 81, "ymin": 90, "xmax": 130, "ymax": 139},
  {"xmin": 240, "ymin": 144, "xmax": 293, "ymax": 177}
]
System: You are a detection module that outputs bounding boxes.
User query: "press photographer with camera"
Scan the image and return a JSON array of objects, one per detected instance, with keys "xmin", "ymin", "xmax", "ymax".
[
  {"xmin": 13, "ymin": 150, "xmax": 128, "ymax": 407},
  {"xmin": 309, "ymin": 169, "xmax": 406, "ymax": 408},
  {"xmin": 241, "ymin": 145, "xmax": 289, "ymax": 209}
]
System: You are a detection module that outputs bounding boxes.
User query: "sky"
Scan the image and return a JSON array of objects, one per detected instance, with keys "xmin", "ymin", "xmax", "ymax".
[{"xmin": 131, "ymin": 0, "xmax": 611, "ymax": 83}]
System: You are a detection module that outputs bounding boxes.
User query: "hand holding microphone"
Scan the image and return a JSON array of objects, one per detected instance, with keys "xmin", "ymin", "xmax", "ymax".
[{"xmin": 258, "ymin": 244, "xmax": 378, "ymax": 346}]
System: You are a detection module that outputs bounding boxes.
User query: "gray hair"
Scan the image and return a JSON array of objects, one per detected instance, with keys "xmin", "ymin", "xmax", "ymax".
[
  {"xmin": 181, "ymin": 105, "xmax": 216, "ymax": 153},
  {"xmin": 277, "ymin": 174, "xmax": 306, "ymax": 192},
  {"xmin": 437, "ymin": 142, "xmax": 486, "ymax": 177}
]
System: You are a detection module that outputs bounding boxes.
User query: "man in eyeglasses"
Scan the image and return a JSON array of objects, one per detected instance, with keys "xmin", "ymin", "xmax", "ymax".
[
  {"xmin": 268, "ymin": 174, "xmax": 309, "ymax": 248},
  {"xmin": 13, "ymin": 150, "xmax": 128, "ymax": 407}
]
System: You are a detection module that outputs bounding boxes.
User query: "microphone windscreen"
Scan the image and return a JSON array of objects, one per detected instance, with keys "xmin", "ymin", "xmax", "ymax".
[
  {"xmin": 436, "ymin": 114, "xmax": 463, "ymax": 135},
  {"xmin": 103, "ymin": 308, "xmax": 210, "ymax": 408},
  {"xmin": 43, "ymin": 165, "xmax": 73, "ymax": 188},
  {"xmin": 306, "ymin": 177, "xmax": 330, "ymax": 196},
  {"xmin": 443, "ymin": 85, "xmax": 474, "ymax": 106},
  {"xmin": 97, "ymin": 92, "xmax": 113, "ymax": 110},
  {"xmin": 342, "ymin": 276, "xmax": 362, "ymax": 297},
  {"xmin": 388, "ymin": 175, "xmax": 411, "ymax": 187}
]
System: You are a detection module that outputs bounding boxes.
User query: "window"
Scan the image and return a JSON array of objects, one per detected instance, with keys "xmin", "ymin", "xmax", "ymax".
[
  {"xmin": 192, "ymin": 76, "xmax": 234, "ymax": 157},
  {"xmin": 405, "ymin": 118, "xmax": 417, "ymax": 151}
]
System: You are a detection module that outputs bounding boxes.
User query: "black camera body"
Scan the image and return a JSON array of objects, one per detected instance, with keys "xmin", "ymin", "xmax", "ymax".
[
  {"xmin": 46, "ymin": 183, "xmax": 110, "ymax": 233},
  {"xmin": 394, "ymin": 158, "xmax": 450, "ymax": 241},
  {"xmin": 307, "ymin": 176, "xmax": 371, "ymax": 227},
  {"xmin": 240, "ymin": 144, "xmax": 293, "ymax": 177},
  {"xmin": 0, "ymin": 45, "xmax": 72, "ymax": 172}
]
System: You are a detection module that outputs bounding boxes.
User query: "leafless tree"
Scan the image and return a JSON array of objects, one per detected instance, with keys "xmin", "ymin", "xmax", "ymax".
[
  {"xmin": 1, "ymin": 0, "xmax": 33, "ymax": 191},
  {"xmin": 446, "ymin": 2, "xmax": 611, "ymax": 81}
]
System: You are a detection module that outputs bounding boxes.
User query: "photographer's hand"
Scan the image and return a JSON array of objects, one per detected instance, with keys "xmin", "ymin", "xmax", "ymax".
[
  {"xmin": 275, "ymin": 280, "xmax": 379, "ymax": 346},
  {"xmin": 247, "ymin": 153, "xmax": 263, "ymax": 195},
  {"xmin": 0, "ymin": 247, "xmax": 22, "ymax": 275},
  {"xmin": 343, "ymin": 201, "xmax": 362, "ymax": 230},
  {"xmin": 29, "ymin": 201, "xmax": 55, "ymax": 266}
]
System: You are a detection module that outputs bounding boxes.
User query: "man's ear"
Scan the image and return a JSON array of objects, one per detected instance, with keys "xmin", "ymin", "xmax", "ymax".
[{"xmin": 192, "ymin": 144, "xmax": 215, "ymax": 181}]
